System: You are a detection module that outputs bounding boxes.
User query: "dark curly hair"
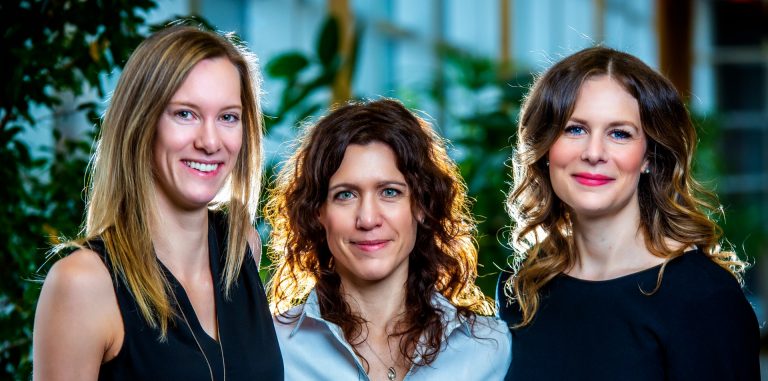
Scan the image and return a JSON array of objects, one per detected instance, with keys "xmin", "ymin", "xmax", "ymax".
[
  {"xmin": 504, "ymin": 46, "xmax": 746, "ymax": 327},
  {"xmin": 266, "ymin": 98, "xmax": 493, "ymax": 370}
]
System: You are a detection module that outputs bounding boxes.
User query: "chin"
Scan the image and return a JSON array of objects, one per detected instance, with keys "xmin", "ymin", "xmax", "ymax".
[
  {"xmin": 343, "ymin": 268, "xmax": 392, "ymax": 283},
  {"xmin": 178, "ymin": 195, "xmax": 219, "ymax": 210}
]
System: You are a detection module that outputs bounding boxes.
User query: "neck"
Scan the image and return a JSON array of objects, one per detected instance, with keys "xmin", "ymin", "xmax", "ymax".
[
  {"xmin": 567, "ymin": 203, "xmax": 662, "ymax": 280},
  {"xmin": 339, "ymin": 276, "xmax": 410, "ymax": 381},
  {"xmin": 150, "ymin": 193, "xmax": 210, "ymax": 281},
  {"xmin": 340, "ymin": 276, "xmax": 408, "ymax": 335}
]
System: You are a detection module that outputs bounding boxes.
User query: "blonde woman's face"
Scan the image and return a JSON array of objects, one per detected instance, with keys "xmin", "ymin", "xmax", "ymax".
[
  {"xmin": 547, "ymin": 75, "xmax": 648, "ymax": 220},
  {"xmin": 153, "ymin": 57, "xmax": 243, "ymax": 211}
]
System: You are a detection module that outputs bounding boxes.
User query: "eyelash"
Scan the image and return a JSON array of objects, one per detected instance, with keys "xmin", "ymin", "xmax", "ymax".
[
  {"xmin": 175, "ymin": 110, "xmax": 195, "ymax": 120},
  {"xmin": 331, "ymin": 188, "xmax": 404, "ymax": 201},
  {"xmin": 334, "ymin": 190, "xmax": 355, "ymax": 200},
  {"xmin": 172, "ymin": 110, "xmax": 240, "ymax": 124},
  {"xmin": 609, "ymin": 129, "xmax": 632, "ymax": 139},
  {"xmin": 381, "ymin": 188, "xmax": 402, "ymax": 198},
  {"xmin": 564, "ymin": 125, "xmax": 633, "ymax": 140},
  {"xmin": 563, "ymin": 125, "xmax": 586, "ymax": 135},
  {"xmin": 220, "ymin": 113, "xmax": 240, "ymax": 123}
]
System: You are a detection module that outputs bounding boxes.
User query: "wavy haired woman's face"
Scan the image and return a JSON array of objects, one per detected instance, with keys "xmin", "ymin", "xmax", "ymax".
[
  {"xmin": 547, "ymin": 75, "xmax": 648, "ymax": 221},
  {"xmin": 153, "ymin": 57, "xmax": 243, "ymax": 211},
  {"xmin": 318, "ymin": 142, "xmax": 419, "ymax": 288}
]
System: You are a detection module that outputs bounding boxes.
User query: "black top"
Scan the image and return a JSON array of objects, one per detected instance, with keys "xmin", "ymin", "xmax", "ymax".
[
  {"xmin": 94, "ymin": 210, "xmax": 283, "ymax": 381},
  {"xmin": 496, "ymin": 249, "xmax": 760, "ymax": 381}
]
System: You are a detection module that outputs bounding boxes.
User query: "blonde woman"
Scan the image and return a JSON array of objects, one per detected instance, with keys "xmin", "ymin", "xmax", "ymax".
[
  {"xmin": 498, "ymin": 47, "xmax": 759, "ymax": 380},
  {"xmin": 33, "ymin": 25, "xmax": 282, "ymax": 380}
]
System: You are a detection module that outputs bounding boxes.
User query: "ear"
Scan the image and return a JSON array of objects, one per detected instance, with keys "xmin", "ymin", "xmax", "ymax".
[
  {"xmin": 641, "ymin": 157, "xmax": 651, "ymax": 174},
  {"xmin": 317, "ymin": 204, "xmax": 327, "ymax": 228},
  {"xmin": 415, "ymin": 208, "xmax": 425, "ymax": 224}
]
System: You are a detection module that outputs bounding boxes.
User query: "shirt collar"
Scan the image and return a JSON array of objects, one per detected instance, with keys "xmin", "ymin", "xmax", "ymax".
[{"xmin": 290, "ymin": 289, "xmax": 473, "ymax": 338}]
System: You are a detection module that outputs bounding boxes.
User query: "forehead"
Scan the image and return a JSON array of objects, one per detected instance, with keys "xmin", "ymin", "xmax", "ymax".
[
  {"xmin": 330, "ymin": 142, "xmax": 405, "ymax": 184},
  {"xmin": 572, "ymin": 76, "xmax": 640, "ymax": 114},
  {"xmin": 171, "ymin": 57, "xmax": 242, "ymax": 101}
]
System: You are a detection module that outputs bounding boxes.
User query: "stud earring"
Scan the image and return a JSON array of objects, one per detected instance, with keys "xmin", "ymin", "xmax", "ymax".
[
  {"xmin": 643, "ymin": 167, "xmax": 651, "ymax": 174},
  {"xmin": 545, "ymin": 160, "xmax": 550, "ymax": 167}
]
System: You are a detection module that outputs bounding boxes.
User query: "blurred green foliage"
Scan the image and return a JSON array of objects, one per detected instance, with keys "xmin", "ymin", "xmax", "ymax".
[
  {"xmin": 0, "ymin": 1, "xmax": 157, "ymax": 378},
  {"xmin": 262, "ymin": 15, "xmax": 359, "ymax": 132},
  {"xmin": 693, "ymin": 114, "xmax": 766, "ymax": 276},
  {"xmin": 258, "ymin": 15, "xmax": 360, "ymax": 278},
  {"xmin": 426, "ymin": 46, "xmax": 533, "ymax": 294}
]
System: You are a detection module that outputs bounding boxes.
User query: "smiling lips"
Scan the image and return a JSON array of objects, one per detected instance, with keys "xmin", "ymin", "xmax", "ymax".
[
  {"xmin": 572, "ymin": 172, "xmax": 614, "ymax": 186},
  {"xmin": 351, "ymin": 240, "xmax": 390, "ymax": 252},
  {"xmin": 183, "ymin": 160, "xmax": 222, "ymax": 175}
]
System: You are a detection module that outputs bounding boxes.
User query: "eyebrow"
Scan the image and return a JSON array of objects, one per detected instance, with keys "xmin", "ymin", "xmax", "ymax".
[
  {"xmin": 328, "ymin": 181, "xmax": 408, "ymax": 191},
  {"xmin": 167, "ymin": 101, "xmax": 242, "ymax": 111},
  {"xmin": 568, "ymin": 117, "xmax": 640, "ymax": 129}
]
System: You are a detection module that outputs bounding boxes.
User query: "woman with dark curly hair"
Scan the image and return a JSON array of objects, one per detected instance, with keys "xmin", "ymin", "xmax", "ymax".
[
  {"xmin": 497, "ymin": 46, "xmax": 760, "ymax": 380},
  {"xmin": 266, "ymin": 98, "xmax": 511, "ymax": 380}
]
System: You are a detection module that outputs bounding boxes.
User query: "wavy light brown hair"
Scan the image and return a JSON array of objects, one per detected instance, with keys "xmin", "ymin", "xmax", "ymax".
[
  {"xmin": 504, "ymin": 46, "xmax": 746, "ymax": 327},
  {"xmin": 266, "ymin": 98, "xmax": 493, "ymax": 369},
  {"xmin": 64, "ymin": 24, "xmax": 263, "ymax": 337}
]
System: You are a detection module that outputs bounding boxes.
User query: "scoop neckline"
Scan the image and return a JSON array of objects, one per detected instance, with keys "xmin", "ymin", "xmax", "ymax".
[{"xmin": 558, "ymin": 248, "xmax": 699, "ymax": 285}]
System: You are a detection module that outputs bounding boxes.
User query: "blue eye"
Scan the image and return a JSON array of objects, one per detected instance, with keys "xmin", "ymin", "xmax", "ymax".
[
  {"xmin": 609, "ymin": 129, "xmax": 632, "ymax": 140},
  {"xmin": 382, "ymin": 188, "xmax": 401, "ymax": 198},
  {"xmin": 564, "ymin": 125, "xmax": 586, "ymax": 135},
  {"xmin": 175, "ymin": 110, "xmax": 195, "ymax": 120},
  {"xmin": 334, "ymin": 191, "xmax": 354, "ymax": 200},
  {"xmin": 221, "ymin": 113, "xmax": 240, "ymax": 123}
]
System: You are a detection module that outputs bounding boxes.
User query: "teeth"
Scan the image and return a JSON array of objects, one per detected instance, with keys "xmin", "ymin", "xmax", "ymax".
[{"xmin": 184, "ymin": 161, "xmax": 219, "ymax": 172}]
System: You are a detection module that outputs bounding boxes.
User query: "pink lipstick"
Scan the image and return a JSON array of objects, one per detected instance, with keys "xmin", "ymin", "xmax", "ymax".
[
  {"xmin": 572, "ymin": 172, "xmax": 614, "ymax": 186},
  {"xmin": 352, "ymin": 240, "xmax": 389, "ymax": 252}
]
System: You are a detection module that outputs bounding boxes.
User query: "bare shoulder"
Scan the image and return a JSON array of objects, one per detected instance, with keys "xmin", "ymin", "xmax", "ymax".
[
  {"xmin": 42, "ymin": 248, "xmax": 115, "ymax": 301},
  {"xmin": 51, "ymin": 247, "xmax": 110, "ymax": 278},
  {"xmin": 33, "ymin": 248, "xmax": 122, "ymax": 380}
]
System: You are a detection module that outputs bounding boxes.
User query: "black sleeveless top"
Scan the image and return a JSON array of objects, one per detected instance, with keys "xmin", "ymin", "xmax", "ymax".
[{"xmin": 94, "ymin": 211, "xmax": 283, "ymax": 380}]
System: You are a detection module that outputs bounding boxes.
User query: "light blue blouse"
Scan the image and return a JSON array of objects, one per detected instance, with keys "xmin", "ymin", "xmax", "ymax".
[{"xmin": 273, "ymin": 290, "xmax": 511, "ymax": 380}]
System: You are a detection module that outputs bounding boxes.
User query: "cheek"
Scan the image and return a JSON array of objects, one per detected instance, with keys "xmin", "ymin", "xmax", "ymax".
[
  {"xmin": 318, "ymin": 207, "xmax": 347, "ymax": 240},
  {"xmin": 546, "ymin": 140, "xmax": 574, "ymax": 191},
  {"xmin": 226, "ymin": 129, "xmax": 244, "ymax": 156},
  {"xmin": 547, "ymin": 138, "xmax": 577, "ymax": 167},
  {"xmin": 399, "ymin": 209, "xmax": 419, "ymax": 245},
  {"xmin": 152, "ymin": 128, "xmax": 173, "ymax": 168},
  {"xmin": 616, "ymin": 145, "xmax": 647, "ymax": 172},
  {"xmin": 154, "ymin": 121, "xmax": 190, "ymax": 156}
]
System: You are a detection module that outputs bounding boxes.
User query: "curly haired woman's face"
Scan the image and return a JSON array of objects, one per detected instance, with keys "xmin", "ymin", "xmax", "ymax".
[
  {"xmin": 547, "ymin": 75, "xmax": 649, "ymax": 220},
  {"xmin": 153, "ymin": 57, "xmax": 243, "ymax": 211},
  {"xmin": 318, "ymin": 142, "xmax": 419, "ymax": 287}
]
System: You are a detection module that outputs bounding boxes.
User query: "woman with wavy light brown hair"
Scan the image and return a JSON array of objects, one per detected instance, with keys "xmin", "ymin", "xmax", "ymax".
[
  {"xmin": 497, "ymin": 46, "xmax": 759, "ymax": 380},
  {"xmin": 267, "ymin": 98, "xmax": 510, "ymax": 380},
  {"xmin": 33, "ymin": 25, "xmax": 282, "ymax": 380}
]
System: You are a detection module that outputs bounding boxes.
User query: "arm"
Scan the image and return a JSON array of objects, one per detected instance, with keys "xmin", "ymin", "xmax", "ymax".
[
  {"xmin": 664, "ymin": 285, "xmax": 760, "ymax": 380},
  {"xmin": 33, "ymin": 249, "xmax": 123, "ymax": 381}
]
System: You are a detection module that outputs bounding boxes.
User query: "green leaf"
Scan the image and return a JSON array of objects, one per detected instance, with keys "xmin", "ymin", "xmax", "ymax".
[
  {"xmin": 265, "ymin": 52, "xmax": 310, "ymax": 79},
  {"xmin": 316, "ymin": 16, "xmax": 340, "ymax": 68}
]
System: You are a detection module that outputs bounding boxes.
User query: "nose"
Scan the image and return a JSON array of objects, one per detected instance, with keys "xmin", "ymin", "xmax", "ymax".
[
  {"xmin": 355, "ymin": 195, "xmax": 382, "ymax": 230},
  {"xmin": 580, "ymin": 134, "xmax": 606, "ymax": 164},
  {"xmin": 194, "ymin": 118, "xmax": 222, "ymax": 154}
]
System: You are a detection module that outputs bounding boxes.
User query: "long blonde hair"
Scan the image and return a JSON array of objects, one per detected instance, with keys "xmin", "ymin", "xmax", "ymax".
[
  {"xmin": 505, "ymin": 47, "xmax": 746, "ymax": 327},
  {"xmin": 73, "ymin": 25, "xmax": 263, "ymax": 336}
]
